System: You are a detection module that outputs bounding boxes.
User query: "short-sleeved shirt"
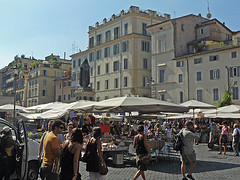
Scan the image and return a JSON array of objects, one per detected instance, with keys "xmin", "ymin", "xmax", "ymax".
[
  {"xmin": 181, "ymin": 128, "xmax": 199, "ymax": 154},
  {"xmin": 43, "ymin": 131, "xmax": 60, "ymax": 165}
]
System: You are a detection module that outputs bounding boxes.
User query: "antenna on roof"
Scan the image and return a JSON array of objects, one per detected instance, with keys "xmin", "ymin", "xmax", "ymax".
[{"xmin": 206, "ymin": 0, "xmax": 212, "ymax": 19}]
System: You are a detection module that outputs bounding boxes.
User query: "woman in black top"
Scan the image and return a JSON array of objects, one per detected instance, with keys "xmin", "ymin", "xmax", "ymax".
[
  {"xmin": 86, "ymin": 127, "xmax": 106, "ymax": 180},
  {"xmin": 60, "ymin": 128, "xmax": 83, "ymax": 180},
  {"xmin": 133, "ymin": 125, "xmax": 152, "ymax": 180}
]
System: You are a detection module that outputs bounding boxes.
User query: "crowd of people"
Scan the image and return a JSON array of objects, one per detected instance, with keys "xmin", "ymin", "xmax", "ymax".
[{"xmin": 0, "ymin": 116, "xmax": 240, "ymax": 180}]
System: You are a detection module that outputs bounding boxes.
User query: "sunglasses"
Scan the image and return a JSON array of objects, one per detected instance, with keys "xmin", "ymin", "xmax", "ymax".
[{"xmin": 59, "ymin": 126, "xmax": 64, "ymax": 129}]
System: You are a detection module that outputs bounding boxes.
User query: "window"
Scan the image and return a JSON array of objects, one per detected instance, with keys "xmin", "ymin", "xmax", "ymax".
[
  {"xmin": 180, "ymin": 91, "xmax": 184, "ymax": 103},
  {"xmin": 90, "ymin": 67, "xmax": 93, "ymax": 76},
  {"xmin": 114, "ymin": 78, "xmax": 118, "ymax": 88},
  {"xmin": 68, "ymin": 94, "xmax": 71, "ymax": 100},
  {"xmin": 213, "ymin": 88, "xmax": 219, "ymax": 101},
  {"xmin": 43, "ymin": 79, "xmax": 47, "ymax": 86},
  {"xmin": 64, "ymin": 95, "xmax": 66, "ymax": 100},
  {"xmin": 72, "ymin": 72, "xmax": 76, "ymax": 81},
  {"xmin": 68, "ymin": 81, "xmax": 71, "ymax": 86},
  {"xmin": 29, "ymin": 90, "xmax": 31, "ymax": 98},
  {"xmin": 63, "ymin": 82, "xmax": 66, "ymax": 87},
  {"xmin": 233, "ymin": 87, "xmax": 239, "ymax": 100},
  {"xmin": 124, "ymin": 59, "xmax": 128, "ymax": 69},
  {"xmin": 200, "ymin": 28, "xmax": 204, "ymax": 34},
  {"xmin": 209, "ymin": 55, "xmax": 219, "ymax": 61},
  {"xmin": 194, "ymin": 58, "xmax": 202, "ymax": 64},
  {"xmin": 143, "ymin": 59, "xmax": 148, "ymax": 69},
  {"xmin": 35, "ymin": 80, "xmax": 37, "ymax": 86},
  {"xmin": 105, "ymin": 80, "xmax": 109, "ymax": 89},
  {"xmin": 105, "ymin": 63, "xmax": 109, "ymax": 73},
  {"xmin": 113, "ymin": 44, "xmax": 119, "ymax": 55},
  {"xmin": 105, "ymin": 96, "xmax": 109, "ymax": 100},
  {"xmin": 29, "ymin": 81, "xmax": 31, "ymax": 86},
  {"xmin": 105, "ymin": 31, "xmax": 111, "ymax": 42},
  {"xmin": 159, "ymin": 69, "xmax": 165, "ymax": 83},
  {"xmin": 32, "ymin": 81, "xmax": 34, "ymax": 86},
  {"xmin": 176, "ymin": 61, "xmax": 184, "ymax": 67},
  {"xmin": 97, "ymin": 34, "xmax": 102, "ymax": 45},
  {"xmin": 96, "ymin": 50, "xmax": 102, "ymax": 60},
  {"xmin": 230, "ymin": 66, "xmax": 240, "ymax": 77},
  {"xmin": 141, "ymin": 41, "xmax": 150, "ymax": 52},
  {"xmin": 178, "ymin": 74, "xmax": 183, "ymax": 83},
  {"xmin": 160, "ymin": 94, "xmax": 165, "ymax": 101},
  {"xmin": 210, "ymin": 69, "xmax": 220, "ymax": 80},
  {"xmin": 231, "ymin": 51, "xmax": 237, "ymax": 58},
  {"xmin": 78, "ymin": 59, "xmax": 81, "ymax": 67},
  {"xmin": 42, "ymin": 90, "xmax": 47, "ymax": 96},
  {"xmin": 59, "ymin": 83, "xmax": 61, "ymax": 89},
  {"xmin": 143, "ymin": 77, "xmax": 148, "ymax": 87},
  {"xmin": 197, "ymin": 72, "xmax": 202, "ymax": 81},
  {"xmin": 43, "ymin": 70, "xmax": 48, "ymax": 76},
  {"xmin": 124, "ymin": 77, "xmax": 128, "ymax": 87},
  {"xmin": 122, "ymin": 41, "xmax": 129, "ymax": 52},
  {"xmin": 73, "ymin": 60, "xmax": 76, "ymax": 68},
  {"xmin": 113, "ymin": 61, "xmax": 119, "ymax": 71},
  {"xmin": 104, "ymin": 47, "xmax": 110, "ymax": 57},
  {"xmin": 142, "ymin": 23, "xmax": 147, "ymax": 35},
  {"xmin": 89, "ymin": 52, "xmax": 94, "ymax": 62},
  {"xmin": 114, "ymin": 27, "xmax": 119, "ymax": 39},
  {"xmin": 89, "ymin": 37, "xmax": 94, "ymax": 48},
  {"xmin": 58, "ymin": 95, "xmax": 61, "ymax": 102},
  {"xmin": 97, "ymin": 81, "xmax": 100, "ymax": 90},
  {"xmin": 97, "ymin": 65, "xmax": 101, "ymax": 75},
  {"xmin": 197, "ymin": 90, "xmax": 203, "ymax": 102},
  {"xmin": 124, "ymin": 23, "xmax": 128, "ymax": 35},
  {"xmin": 159, "ymin": 40, "xmax": 165, "ymax": 53}
]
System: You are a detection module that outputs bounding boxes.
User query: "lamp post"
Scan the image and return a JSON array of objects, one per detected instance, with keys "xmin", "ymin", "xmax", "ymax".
[
  {"xmin": 225, "ymin": 66, "xmax": 230, "ymax": 91},
  {"xmin": 13, "ymin": 66, "xmax": 19, "ymax": 126}
]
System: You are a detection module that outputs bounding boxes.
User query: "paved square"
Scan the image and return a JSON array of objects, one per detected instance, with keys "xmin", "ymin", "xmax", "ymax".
[{"xmin": 79, "ymin": 144, "xmax": 240, "ymax": 180}]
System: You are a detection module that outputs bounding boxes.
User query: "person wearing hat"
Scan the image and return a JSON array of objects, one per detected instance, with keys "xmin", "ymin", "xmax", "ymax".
[{"xmin": 0, "ymin": 126, "xmax": 19, "ymax": 180}]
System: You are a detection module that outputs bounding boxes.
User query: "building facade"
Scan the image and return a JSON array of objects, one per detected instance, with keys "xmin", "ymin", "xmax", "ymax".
[
  {"xmin": 55, "ymin": 70, "xmax": 72, "ymax": 103},
  {"xmin": 148, "ymin": 15, "xmax": 240, "ymax": 105},
  {"xmin": 71, "ymin": 6, "xmax": 170, "ymax": 101},
  {"xmin": 27, "ymin": 55, "xmax": 71, "ymax": 107}
]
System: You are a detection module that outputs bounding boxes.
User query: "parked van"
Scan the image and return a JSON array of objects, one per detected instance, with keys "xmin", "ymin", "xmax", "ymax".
[{"xmin": 0, "ymin": 118, "xmax": 40, "ymax": 180}]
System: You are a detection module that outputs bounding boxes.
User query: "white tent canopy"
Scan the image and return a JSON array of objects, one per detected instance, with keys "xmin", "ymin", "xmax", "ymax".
[
  {"xmin": 180, "ymin": 100, "xmax": 215, "ymax": 109},
  {"xmin": 0, "ymin": 104, "xmax": 25, "ymax": 112},
  {"xmin": 203, "ymin": 104, "xmax": 240, "ymax": 114},
  {"xmin": 23, "ymin": 102, "xmax": 68, "ymax": 113},
  {"xmin": 74, "ymin": 96, "xmax": 189, "ymax": 113},
  {"xmin": 204, "ymin": 113, "xmax": 240, "ymax": 119}
]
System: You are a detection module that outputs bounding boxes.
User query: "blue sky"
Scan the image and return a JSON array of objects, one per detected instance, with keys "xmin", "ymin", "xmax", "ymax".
[{"xmin": 0, "ymin": 0, "xmax": 239, "ymax": 69}]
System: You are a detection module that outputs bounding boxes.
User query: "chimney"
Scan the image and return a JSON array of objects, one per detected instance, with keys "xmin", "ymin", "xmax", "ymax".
[
  {"xmin": 95, "ymin": 22, "xmax": 99, "ymax": 27},
  {"xmin": 164, "ymin": 13, "xmax": 171, "ymax": 20},
  {"xmin": 120, "ymin": 10, "xmax": 125, "ymax": 16},
  {"xmin": 223, "ymin": 22, "xmax": 225, "ymax": 26},
  {"xmin": 111, "ymin": 14, "xmax": 116, "ymax": 20},
  {"xmin": 64, "ymin": 52, "xmax": 66, "ymax": 60},
  {"xmin": 198, "ymin": 13, "xmax": 202, "ymax": 17},
  {"xmin": 129, "ymin": 6, "xmax": 139, "ymax": 13},
  {"xmin": 103, "ymin": 18, "xmax": 107, "ymax": 24}
]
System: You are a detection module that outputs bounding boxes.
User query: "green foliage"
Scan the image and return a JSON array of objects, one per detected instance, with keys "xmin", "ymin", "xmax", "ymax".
[
  {"xmin": 30, "ymin": 61, "xmax": 41, "ymax": 68},
  {"xmin": 216, "ymin": 82, "xmax": 237, "ymax": 107},
  {"xmin": 46, "ymin": 54, "xmax": 62, "ymax": 68}
]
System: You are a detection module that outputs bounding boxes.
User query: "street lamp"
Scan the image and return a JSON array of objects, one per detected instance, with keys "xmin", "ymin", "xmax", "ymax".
[{"xmin": 13, "ymin": 66, "xmax": 19, "ymax": 126}]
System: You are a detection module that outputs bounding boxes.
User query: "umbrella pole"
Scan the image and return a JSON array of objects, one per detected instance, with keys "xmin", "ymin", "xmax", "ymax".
[{"xmin": 193, "ymin": 108, "xmax": 195, "ymax": 122}]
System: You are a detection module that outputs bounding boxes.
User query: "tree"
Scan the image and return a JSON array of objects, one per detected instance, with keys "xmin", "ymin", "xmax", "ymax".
[{"xmin": 216, "ymin": 82, "xmax": 237, "ymax": 107}]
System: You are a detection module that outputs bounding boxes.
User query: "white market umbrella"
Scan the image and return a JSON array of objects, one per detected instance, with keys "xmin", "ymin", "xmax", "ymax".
[
  {"xmin": 180, "ymin": 100, "xmax": 215, "ymax": 119},
  {"xmin": 68, "ymin": 100, "xmax": 96, "ymax": 111},
  {"xmin": 23, "ymin": 102, "xmax": 67, "ymax": 113},
  {"xmin": 0, "ymin": 104, "xmax": 25, "ymax": 112},
  {"xmin": 204, "ymin": 104, "xmax": 240, "ymax": 114},
  {"xmin": 205, "ymin": 113, "xmax": 240, "ymax": 119},
  {"xmin": 78, "ymin": 96, "xmax": 189, "ymax": 113}
]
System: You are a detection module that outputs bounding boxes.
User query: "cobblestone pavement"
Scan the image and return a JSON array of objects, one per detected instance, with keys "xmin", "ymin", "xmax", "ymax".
[{"xmin": 79, "ymin": 144, "xmax": 240, "ymax": 180}]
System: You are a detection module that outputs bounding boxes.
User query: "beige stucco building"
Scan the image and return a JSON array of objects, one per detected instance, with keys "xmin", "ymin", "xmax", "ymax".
[
  {"xmin": 148, "ymin": 15, "xmax": 240, "ymax": 105},
  {"xmin": 71, "ymin": 6, "xmax": 170, "ymax": 101},
  {"xmin": 55, "ymin": 70, "xmax": 72, "ymax": 103},
  {"xmin": 27, "ymin": 55, "xmax": 71, "ymax": 106}
]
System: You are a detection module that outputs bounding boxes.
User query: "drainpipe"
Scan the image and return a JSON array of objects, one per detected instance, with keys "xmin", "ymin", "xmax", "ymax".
[{"xmin": 185, "ymin": 57, "xmax": 190, "ymax": 100}]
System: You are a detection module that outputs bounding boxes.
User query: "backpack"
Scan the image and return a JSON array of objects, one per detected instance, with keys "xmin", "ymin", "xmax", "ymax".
[{"xmin": 173, "ymin": 132, "xmax": 183, "ymax": 152}]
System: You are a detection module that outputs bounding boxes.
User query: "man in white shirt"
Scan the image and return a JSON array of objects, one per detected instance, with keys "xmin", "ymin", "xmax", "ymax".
[{"xmin": 232, "ymin": 124, "xmax": 240, "ymax": 156}]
